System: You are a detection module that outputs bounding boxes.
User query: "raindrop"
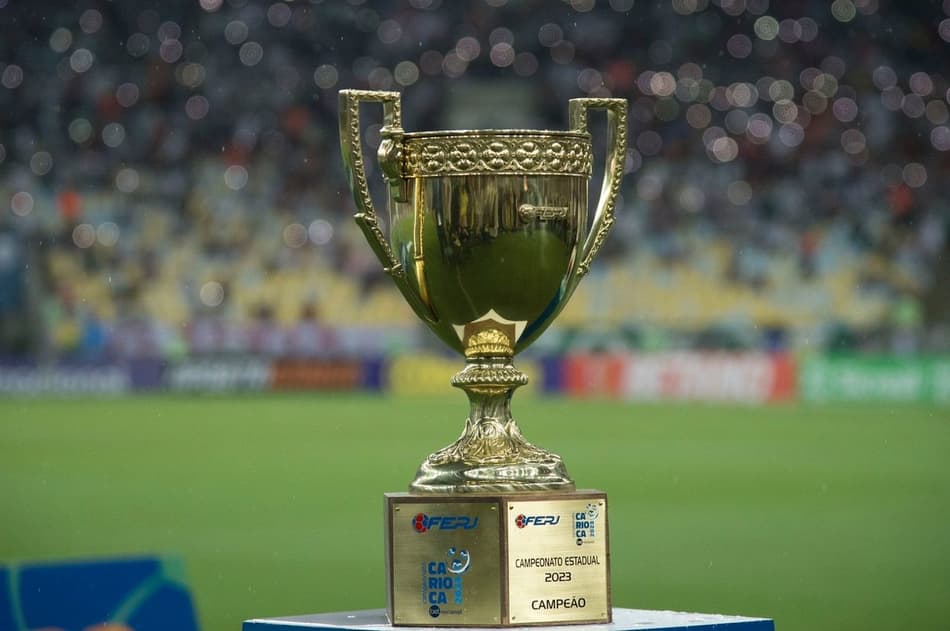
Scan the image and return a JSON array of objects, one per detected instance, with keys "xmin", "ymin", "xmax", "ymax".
[
  {"xmin": 224, "ymin": 165, "xmax": 249, "ymax": 190},
  {"xmin": 239, "ymin": 42, "xmax": 264, "ymax": 66},
  {"xmin": 931, "ymin": 126, "xmax": 950, "ymax": 151},
  {"xmin": 881, "ymin": 86, "xmax": 903, "ymax": 111},
  {"xmin": 96, "ymin": 222, "xmax": 120, "ymax": 247},
  {"xmin": 283, "ymin": 223, "xmax": 308, "ymax": 248},
  {"xmin": 309, "ymin": 220, "xmax": 334, "ymax": 245},
  {"xmin": 726, "ymin": 34, "xmax": 752, "ymax": 59},
  {"xmin": 70, "ymin": 48, "xmax": 94, "ymax": 73},
  {"xmin": 778, "ymin": 123, "xmax": 804, "ymax": 147},
  {"xmin": 116, "ymin": 83, "xmax": 140, "ymax": 108},
  {"xmin": 686, "ymin": 103, "xmax": 712, "ymax": 128},
  {"xmin": 394, "ymin": 61, "xmax": 419, "ymax": 86},
  {"xmin": 377, "ymin": 19, "xmax": 402, "ymax": 44},
  {"xmin": 902, "ymin": 163, "xmax": 926, "ymax": 188},
  {"xmin": 49, "ymin": 28, "xmax": 73, "ymax": 53},
  {"xmin": 30, "ymin": 152, "xmax": 53, "ymax": 176},
  {"xmin": 840, "ymin": 129, "xmax": 866, "ymax": 154},
  {"xmin": 186, "ymin": 95, "xmax": 210, "ymax": 120},
  {"xmin": 267, "ymin": 2, "xmax": 292, "ymax": 27},
  {"xmin": 10, "ymin": 192, "xmax": 34, "ymax": 217},
  {"xmin": 489, "ymin": 27, "xmax": 514, "ymax": 46},
  {"xmin": 115, "ymin": 168, "xmax": 140, "ymax": 193},
  {"xmin": 455, "ymin": 37, "xmax": 481, "ymax": 62},
  {"xmin": 901, "ymin": 94, "xmax": 925, "ymax": 118},
  {"xmin": 225, "ymin": 21, "xmax": 249, "ymax": 45},
  {"xmin": 778, "ymin": 19, "xmax": 802, "ymax": 43},
  {"xmin": 126, "ymin": 33, "xmax": 150, "ymax": 57},
  {"xmin": 79, "ymin": 9, "xmax": 103, "ymax": 34},
  {"xmin": 773, "ymin": 99, "xmax": 798, "ymax": 123},
  {"xmin": 798, "ymin": 17, "xmax": 819, "ymax": 41},
  {"xmin": 758, "ymin": 117, "xmax": 785, "ymax": 146},
  {"xmin": 831, "ymin": 0, "xmax": 856, "ymax": 22},
  {"xmin": 69, "ymin": 118, "xmax": 93, "ymax": 144},
  {"xmin": 872, "ymin": 66, "xmax": 897, "ymax": 90},
  {"xmin": 832, "ymin": 97, "xmax": 858, "ymax": 122},
  {"xmin": 926, "ymin": 100, "xmax": 949, "ymax": 125},
  {"xmin": 73, "ymin": 224, "xmax": 96, "ymax": 248},
  {"xmin": 909, "ymin": 72, "xmax": 933, "ymax": 96},
  {"xmin": 709, "ymin": 136, "xmax": 738, "ymax": 162},
  {"xmin": 0, "ymin": 65, "xmax": 23, "ymax": 89},
  {"xmin": 199, "ymin": 281, "xmax": 225, "ymax": 307},
  {"xmin": 490, "ymin": 43, "xmax": 515, "ymax": 68},
  {"xmin": 102, "ymin": 123, "xmax": 126, "ymax": 148},
  {"xmin": 803, "ymin": 91, "xmax": 827, "ymax": 114},
  {"xmin": 314, "ymin": 64, "xmax": 339, "ymax": 89},
  {"xmin": 754, "ymin": 16, "xmax": 779, "ymax": 40},
  {"xmin": 538, "ymin": 23, "xmax": 563, "ymax": 47},
  {"xmin": 367, "ymin": 67, "xmax": 393, "ymax": 90},
  {"xmin": 160, "ymin": 40, "xmax": 184, "ymax": 63},
  {"xmin": 649, "ymin": 72, "xmax": 676, "ymax": 97},
  {"xmin": 940, "ymin": 19, "xmax": 950, "ymax": 43}
]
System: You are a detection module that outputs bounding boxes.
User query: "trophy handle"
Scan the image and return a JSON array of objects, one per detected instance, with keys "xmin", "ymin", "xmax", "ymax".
[
  {"xmin": 338, "ymin": 89, "xmax": 436, "ymax": 323},
  {"xmin": 568, "ymin": 98, "xmax": 628, "ymax": 277}
]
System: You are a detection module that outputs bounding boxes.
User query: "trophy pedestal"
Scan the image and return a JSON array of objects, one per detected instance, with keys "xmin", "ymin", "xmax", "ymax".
[
  {"xmin": 384, "ymin": 491, "xmax": 609, "ymax": 626},
  {"xmin": 243, "ymin": 608, "xmax": 775, "ymax": 630}
]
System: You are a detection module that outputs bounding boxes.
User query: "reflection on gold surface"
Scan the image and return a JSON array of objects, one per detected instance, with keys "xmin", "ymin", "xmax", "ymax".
[{"xmin": 339, "ymin": 89, "xmax": 627, "ymax": 493}]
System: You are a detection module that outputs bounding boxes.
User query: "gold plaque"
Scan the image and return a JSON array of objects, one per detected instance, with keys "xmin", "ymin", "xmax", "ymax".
[
  {"xmin": 386, "ymin": 492, "xmax": 609, "ymax": 626},
  {"xmin": 506, "ymin": 495, "xmax": 609, "ymax": 624},
  {"xmin": 387, "ymin": 495, "xmax": 503, "ymax": 626},
  {"xmin": 340, "ymin": 90, "xmax": 626, "ymax": 627}
]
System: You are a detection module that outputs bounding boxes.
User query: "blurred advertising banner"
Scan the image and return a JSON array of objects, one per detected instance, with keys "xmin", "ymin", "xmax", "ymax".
[
  {"xmin": 562, "ymin": 353, "xmax": 796, "ymax": 403},
  {"xmin": 167, "ymin": 357, "xmax": 271, "ymax": 392},
  {"xmin": 0, "ymin": 363, "xmax": 129, "ymax": 395},
  {"xmin": 166, "ymin": 357, "xmax": 384, "ymax": 392},
  {"xmin": 801, "ymin": 357, "xmax": 950, "ymax": 404},
  {"xmin": 271, "ymin": 357, "xmax": 384, "ymax": 390},
  {"xmin": 0, "ymin": 555, "xmax": 198, "ymax": 631},
  {"xmin": 388, "ymin": 355, "xmax": 540, "ymax": 396}
]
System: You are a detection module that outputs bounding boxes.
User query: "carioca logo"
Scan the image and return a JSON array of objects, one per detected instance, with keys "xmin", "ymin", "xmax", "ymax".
[
  {"xmin": 413, "ymin": 513, "xmax": 479, "ymax": 533},
  {"xmin": 515, "ymin": 514, "xmax": 561, "ymax": 528}
]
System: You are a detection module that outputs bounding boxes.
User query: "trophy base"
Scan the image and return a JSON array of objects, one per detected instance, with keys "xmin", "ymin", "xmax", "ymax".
[
  {"xmin": 244, "ymin": 608, "xmax": 775, "ymax": 631},
  {"xmin": 384, "ymin": 490, "xmax": 610, "ymax": 627}
]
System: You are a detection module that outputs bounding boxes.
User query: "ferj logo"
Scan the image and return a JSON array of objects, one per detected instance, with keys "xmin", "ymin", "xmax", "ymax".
[
  {"xmin": 412, "ymin": 513, "xmax": 479, "ymax": 533},
  {"xmin": 515, "ymin": 514, "xmax": 561, "ymax": 528}
]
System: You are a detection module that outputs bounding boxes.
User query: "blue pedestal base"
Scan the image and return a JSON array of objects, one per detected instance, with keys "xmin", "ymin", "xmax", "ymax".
[{"xmin": 243, "ymin": 608, "xmax": 773, "ymax": 631}]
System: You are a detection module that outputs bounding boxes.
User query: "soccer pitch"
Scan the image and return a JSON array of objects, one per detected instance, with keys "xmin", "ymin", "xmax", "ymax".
[{"xmin": 1, "ymin": 395, "xmax": 947, "ymax": 631}]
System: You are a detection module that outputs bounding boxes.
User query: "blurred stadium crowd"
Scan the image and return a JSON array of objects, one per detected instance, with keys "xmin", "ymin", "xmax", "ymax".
[{"xmin": 0, "ymin": 0, "xmax": 948, "ymax": 362}]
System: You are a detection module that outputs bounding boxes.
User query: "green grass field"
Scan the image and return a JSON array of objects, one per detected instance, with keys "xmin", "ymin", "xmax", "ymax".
[{"xmin": 1, "ymin": 395, "xmax": 948, "ymax": 631}]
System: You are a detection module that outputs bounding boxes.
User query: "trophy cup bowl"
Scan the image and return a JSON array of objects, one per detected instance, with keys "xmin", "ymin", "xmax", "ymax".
[
  {"xmin": 339, "ymin": 90, "xmax": 626, "ymax": 495},
  {"xmin": 340, "ymin": 90, "xmax": 626, "ymax": 626}
]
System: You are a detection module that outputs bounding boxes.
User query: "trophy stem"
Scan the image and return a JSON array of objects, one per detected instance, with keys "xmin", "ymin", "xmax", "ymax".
[{"xmin": 409, "ymin": 355, "xmax": 575, "ymax": 494}]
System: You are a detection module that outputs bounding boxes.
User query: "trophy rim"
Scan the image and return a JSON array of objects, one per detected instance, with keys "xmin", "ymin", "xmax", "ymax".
[{"xmin": 402, "ymin": 129, "xmax": 590, "ymax": 140}]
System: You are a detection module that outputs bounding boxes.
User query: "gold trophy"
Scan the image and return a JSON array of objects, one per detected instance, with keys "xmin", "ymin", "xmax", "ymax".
[{"xmin": 339, "ymin": 89, "xmax": 626, "ymax": 627}]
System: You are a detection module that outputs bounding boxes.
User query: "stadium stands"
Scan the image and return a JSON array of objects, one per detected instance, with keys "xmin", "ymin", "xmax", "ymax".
[{"xmin": 0, "ymin": 0, "xmax": 947, "ymax": 360}]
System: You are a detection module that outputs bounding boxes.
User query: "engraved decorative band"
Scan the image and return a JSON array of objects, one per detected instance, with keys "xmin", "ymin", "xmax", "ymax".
[
  {"xmin": 518, "ymin": 204, "xmax": 569, "ymax": 221},
  {"xmin": 402, "ymin": 135, "xmax": 593, "ymax": 177}
]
